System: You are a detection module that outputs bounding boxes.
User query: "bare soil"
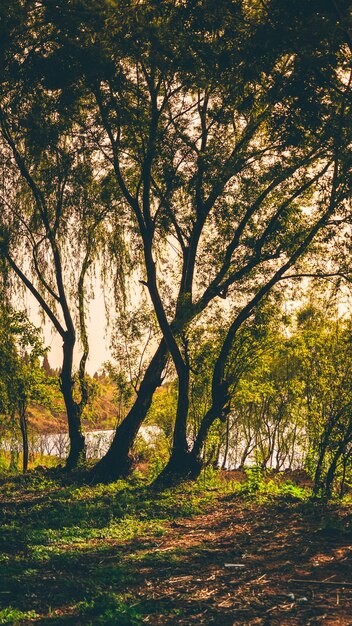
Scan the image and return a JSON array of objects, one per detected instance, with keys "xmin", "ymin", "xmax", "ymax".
[{"xmin": 127, "ymin": 495, "xmax": 352, "ymax": 625}]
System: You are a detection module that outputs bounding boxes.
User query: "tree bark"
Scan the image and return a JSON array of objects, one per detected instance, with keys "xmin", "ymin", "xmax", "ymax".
[
  {"xmin": 152, "ymin": 448, "xmax": 202, "ymax": 488},
  {"xmin": 221, "ymin": 416, "xmax": 230, "ymax": 470},
  {"xmin": 324, "ymin": 430, "xmax": 352, "ymax": 497},
  {"xmin": 152, "ymin": 364, "xmax": 194, "ymax": 487},
  {"xmin": 19, "ymin": 405, "xmax": 29, "ymax": 473},
  {"xmin": 324, "ymin": 451, "xmax": 342, "ymax": 498},
  {"xmin": 312, "ymin": 422, "xmax": 336, "ymax": 496},
  {"xmin": 172, "ymin": 365, "xmax": 191, "ymax": 457},
  {"xmin": 238, "ymin": 441, "xmax": 253, "ymax": 470},
  {"xmin": 91, "ymin": 338, "xmax": 168, "ymax": 481},
  {"xmin": 339, "ymin": 453, "xmax": 349, "ymax": 498},
  {"xmin": 60, "ymin": 335, "xmax": 86, "ymax": 470}
]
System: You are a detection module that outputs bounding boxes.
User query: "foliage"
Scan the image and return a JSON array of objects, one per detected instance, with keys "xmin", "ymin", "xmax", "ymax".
[
  {"xmin": 78, "ymin": 594, "xmax": 143, "ymax": 626},
  {"xmin": 0, "ymin": 305, "xmax": 48, "ymax": 470},
  {"xmin": 0, "ymin": 0, "xmax": 351, "ymax": 483},
  {"xmin": 0, "ymin": 608, "xmax": 39, "ymax": 625},
  {"xmin": 102, "ymin": 362, "xmax": 134, "ymax": 426},
  {"xmin": 145, "ymin": 383, "xmax": 177, "ymax": 446}
]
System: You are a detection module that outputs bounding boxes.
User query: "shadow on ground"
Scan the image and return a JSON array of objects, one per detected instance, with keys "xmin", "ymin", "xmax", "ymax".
[{"xmin": 0, "ymin": 474, "xmax": 351, "ymax": 625}]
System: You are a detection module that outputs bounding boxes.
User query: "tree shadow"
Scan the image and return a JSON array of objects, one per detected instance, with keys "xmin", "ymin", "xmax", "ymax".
[{"xmin": 1, "ymin": 478, "xmax": 352, "ymax": 625}]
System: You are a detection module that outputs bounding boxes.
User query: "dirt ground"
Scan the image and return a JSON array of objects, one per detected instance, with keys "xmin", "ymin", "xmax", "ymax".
[
  {"xmin": 127, "ymin": 495, "xmax": 352, "ymax": 625},
  {"xmin": 1, "ymin": 475, "xmax": 351, "ymax": 625}
]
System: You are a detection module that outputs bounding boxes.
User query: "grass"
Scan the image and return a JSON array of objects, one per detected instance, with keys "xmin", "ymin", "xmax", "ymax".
[
  {"xmin": 0, "ymin": 467, "xmax": 351, "ymax": 625},
  {"xmin": 0, "ymin": 609, "xmax": 40, "ymax": 626},
  {"xmin": 0, "ymin": 469, "xmax": 219, "ymax": 625}
]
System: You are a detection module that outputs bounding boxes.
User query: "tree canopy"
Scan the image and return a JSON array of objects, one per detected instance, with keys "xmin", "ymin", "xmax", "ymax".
[{"xmin": 0, "ymin": 0, "xmax": 351, "ymax": 485}]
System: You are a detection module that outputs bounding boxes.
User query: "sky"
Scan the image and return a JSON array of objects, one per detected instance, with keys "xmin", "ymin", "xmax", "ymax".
[{"xmin": 25, "ymin": 286, "xmax": 112, "ymax": 375}]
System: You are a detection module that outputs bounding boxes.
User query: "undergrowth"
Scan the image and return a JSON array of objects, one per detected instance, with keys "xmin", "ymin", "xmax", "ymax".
[{"xmin": 0, "ymin": 466, "xmax": 348, "ymax": 625}]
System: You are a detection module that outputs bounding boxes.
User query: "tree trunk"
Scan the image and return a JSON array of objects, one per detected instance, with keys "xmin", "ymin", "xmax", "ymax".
[
  {"xmin": 313, "ymin": 442, "xmax": 329, "ymax": 496},
  {"xmin": 152, "ymin": 448, "xmax": 202, "ymax": 488},
  {"xmin": 221, "ymin": 416, "xmax": 230, "ymax": 470},
  {"xmin": 238, "ymin": 441, "xmax": 252, "ymax": 470},
  {"xmin": 323, "ymin": 436, "xmax": 351, "ymax": 498},
  {"xmin": 9, "ymin": 446, "xmax": 19, "ymax": 472},
  {"xmin": 312, "ymin": 415, "xmax": 341, "ymax": 496},
  {"xmin": 172, "ymin": 366, "xmax": 190, "ymax": 456},
  {"xmin": 60, "ymin": 336, "xmax": 86, "ymax": 470},
  {"xmin": 65, "ymin": 401, "xmax": 86, "ymax": 470},
  {"xmin": 19, "ymin": 405, "xmax": 29, "ymax": 473},
  {"xmin": 91, "ymin": 339, "xmax": 168, "ymax": 482},
  {"xmin": 324, "ymin": 452, "xmax": 341, "ymax": 498},
  {"xmin": 9, "ymin": 414, "xmax": 18, "ymax": 471},
  {"xmin": 155, "ymin": 400, "xmax": 226, "ymax": 487},
  {"xmin": 214, "ymin": 438, "xmax": 223, "ymax": 469},
  {"xmin": 153, "ymin": 365, "xmax": 196, "ymax": 487},
  {"xmin": 339, "ymin": 453, "xmax": 349, "ymax": 498}
]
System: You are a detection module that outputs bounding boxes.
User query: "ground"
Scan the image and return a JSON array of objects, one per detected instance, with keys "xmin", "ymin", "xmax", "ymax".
[{"xmin": 0, "ymin": 469, "xmax": 351, "ymax": 625}]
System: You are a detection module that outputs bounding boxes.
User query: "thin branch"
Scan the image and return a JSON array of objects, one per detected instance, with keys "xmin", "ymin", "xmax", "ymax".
[
  {"xmin": 32, "ymin": 238, "xmax": 61, "ymax": 302},
  {"xmin": 6, "ymin": 253, "xmax": 65, "ymax": 337}
]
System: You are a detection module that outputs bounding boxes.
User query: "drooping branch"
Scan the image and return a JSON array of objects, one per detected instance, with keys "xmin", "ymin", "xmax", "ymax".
[{"xmin": 5, "ymin": 254, "xmax": 65, "ymax": 337}]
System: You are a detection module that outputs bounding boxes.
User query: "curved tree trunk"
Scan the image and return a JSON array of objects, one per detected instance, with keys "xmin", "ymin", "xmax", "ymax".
[
  {"xmin": 339, "ymin": 452, "xmax": 349, "ymax": 498},
  {"xmin": 64, "ymin": 400, "xmax": 86, "ymax": 470},
  {"xmin": 313, "ymin": 435, "xmax": 331, "ymax": 496},
  {"xmin": 152, "ymin": 363, "xmax": 194, "ymax": 487},
  {"xmin": 324, "ymin": 451, "xmax": 342, "ymax": 499},
  {"xmin": 324, "ymin": 431, "xmax": 352, "ymax": 498},
  {"xmin": 238, "ymin": 442, "xmax": 253, "ymax": 470},
  {"xmin": 91, "ymin": 339, "xmax": 168, "ymax": 481},
  {"xmin": 152, "ymin": 449, "xmax": 202, "ymax": 488},
  {"xmin": 60, "ymin": 335, "xmax": 86, "ymax": 470}
]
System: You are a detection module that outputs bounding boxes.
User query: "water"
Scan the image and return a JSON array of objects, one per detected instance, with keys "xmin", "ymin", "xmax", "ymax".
[
  {"xmin": 2, "ymin": 426, "xmax": 306, "ymax": 470},
  {"xmin": 2, "ymin": 426, "xmax": 159, "ymax": 460}
]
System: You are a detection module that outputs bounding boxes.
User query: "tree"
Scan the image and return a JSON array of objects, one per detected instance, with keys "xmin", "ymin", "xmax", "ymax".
[
  {"xmin": 0, "ymin": 1, "xmax": 123, "ymax": 468},
  {"xmin": 102, "ymin": 362, "xmax": 134, "ymax": 428},
  {"xmin": 292, "ymin": 302, "xmax": 352, "ymax": 497},
  {"xmin": 93, "ymin": 0, "xmax": 350, "ymax": 483},
  {"xmin": 226, "ymin": 310, "xmax": 306, "ymax": 471},
  {"xmin": 213, "ymin": 296, "xmax": 352, "ymax": 495},
  {"xmin": 7, "ymin": 0, "xmax": 352, "ymax": 481},
  {"xmin": 0, "ymin": 305, "xmax": 46, "ymax": 472},
  {"xmin": 42, "ymin": 354, "xmax": 56, "ymax": 377}
]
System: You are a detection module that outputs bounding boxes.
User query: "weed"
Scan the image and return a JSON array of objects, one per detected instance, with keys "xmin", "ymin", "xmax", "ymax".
[
  {"xmin": 0, "ymin": 608, "xmax": 39, "ymax": 625},
  {"xmin": 77, "ymin": 593, "xmax": 143, "ymax": 625},
  {"xmin": 241, "ymin": 466, "xmax": 266, "ymax": 494}
]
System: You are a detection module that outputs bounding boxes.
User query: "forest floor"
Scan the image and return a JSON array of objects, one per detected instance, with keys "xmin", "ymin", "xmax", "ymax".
[{"xmin": 0, "ymin": 469, "xmax": 351, "ymax": 626}]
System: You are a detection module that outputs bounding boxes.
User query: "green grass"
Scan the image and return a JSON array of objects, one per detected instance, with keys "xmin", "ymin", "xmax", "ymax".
[
  {"xmin": 0, "ymin": 470, "xmax": 221, "ymax": 625},
  {"xmin": 0, "ymin": 608, "xmax": 40, "ymax": 625},
  {"xmin": 0, "ymin": 467, "xmax": 323, "ymax": 625}
]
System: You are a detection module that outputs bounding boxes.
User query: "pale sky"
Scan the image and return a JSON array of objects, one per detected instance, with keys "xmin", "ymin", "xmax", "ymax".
[{"xmin": 25, "ymin": 287, "xmax": 112, "ymax": 375}]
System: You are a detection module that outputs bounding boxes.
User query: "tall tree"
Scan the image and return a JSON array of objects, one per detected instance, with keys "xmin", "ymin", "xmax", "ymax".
[
  {"xmin": 14, "ymin": 0, "xmax": 352, "ymax": 480},
  {"xmin": 0, "ymin": 2, "xmax": 122, "ymax": 468},
  {"xmin": 90, "ymin": 0, "xmax": 351, "ymax": 482}
]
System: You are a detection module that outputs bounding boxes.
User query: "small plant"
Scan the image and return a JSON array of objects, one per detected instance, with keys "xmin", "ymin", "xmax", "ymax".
[
  {"xmin": 147, "ymin": 454, "xmax": 167, "ymax": 482},
  {"xmin": 244, "ymin": 466, "xmax": 265, "ymax": 494},
  {"xmin": 278, "ymin": 480, "xmax": 309, "ymax": 500},
  {"xmin": 78, "ymin": 593, "xmax": 144, "ymax": 625},
  {"xmin": 0, "ymin": 608, "xmax": 39, "ymax": 625}
]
